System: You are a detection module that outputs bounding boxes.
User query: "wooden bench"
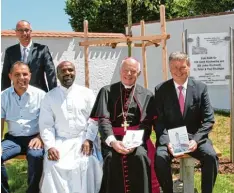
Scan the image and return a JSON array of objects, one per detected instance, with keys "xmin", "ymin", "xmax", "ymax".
[
  {"xmin": 179, "ymin": 146, "xmax": 221, "ymax": 193},
  {"xmin": 13, "ymin": 155, "xmax": 26, "ymax": 160}
]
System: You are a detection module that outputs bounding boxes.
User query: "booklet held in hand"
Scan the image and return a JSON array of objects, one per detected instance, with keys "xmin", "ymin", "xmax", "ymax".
[
  {"xmin": 122, "ymin": 130, "xmax": 144, "ymax": 149},
  {"xmin": 168, "ymin": 126, "xmax": 190, "ymax": 156}
]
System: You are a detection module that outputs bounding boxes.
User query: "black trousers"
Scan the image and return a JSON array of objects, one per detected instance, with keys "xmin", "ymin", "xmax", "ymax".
[{"xmin": 154, "ymin": 139, "xmax": 218, "ymax": 193}]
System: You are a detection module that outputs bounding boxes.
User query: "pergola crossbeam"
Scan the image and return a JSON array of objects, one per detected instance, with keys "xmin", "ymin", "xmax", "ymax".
[
  {"xmin": 86, "ymin": 42, "xmax": 160, "ymax": 48},
  {"xmin": 79, "ymin": 34, "xmax": 170, "ymax": 47}
]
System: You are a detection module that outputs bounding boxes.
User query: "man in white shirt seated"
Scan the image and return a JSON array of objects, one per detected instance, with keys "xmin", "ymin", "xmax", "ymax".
[
  {"xmin": 39, "ymin": 61, "xmax": 102, "ymax": 193},
  {"xmin": 1, "ymin": 61, "xmax": 46, "ymax": 193}
]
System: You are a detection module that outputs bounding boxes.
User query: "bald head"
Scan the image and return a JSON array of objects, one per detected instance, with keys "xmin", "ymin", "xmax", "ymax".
[
  {"xmin": 57, "ymin": 61, "xmax": 75, "ymax": 73},
  {"xmin": 120, "ymin": 57, "xmax": 141, "ymax": 73},
  {"xmin": 120, "ymin": 57, "xmax": 141, "ymax": 86},
  {"xmin": 57, "ymin": 61, "xmax": 76, "ymax": 88},
  {"xmin": 16, "ymin": 20, "xmax": 31, "ymax": 29}
]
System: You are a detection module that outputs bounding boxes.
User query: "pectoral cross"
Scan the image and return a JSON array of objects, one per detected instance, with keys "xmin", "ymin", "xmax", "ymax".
[{"xmin": 121, "ymin": 120, "xmax": 129, "ymax": 132}]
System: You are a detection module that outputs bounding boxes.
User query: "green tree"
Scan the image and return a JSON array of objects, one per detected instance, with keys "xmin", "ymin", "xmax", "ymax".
[
  {"xmin": 65, "ymin": 0, "xmax": 161, "ymax": 33},
  {"xmin": 190, "ymin": 0, "xmax": 234, "ymax": 15},
  {"xmin": 65, "ymin": 0, "xmax": 234, "ymax": 33},
  {"xmin": 168, "ymin": 0, "xmax": 234, "ymax": 18}
]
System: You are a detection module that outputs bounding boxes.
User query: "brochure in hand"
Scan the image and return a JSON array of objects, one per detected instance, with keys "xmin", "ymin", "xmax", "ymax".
[
  {"xmin": 122, "ymin": 130, "xmax": 144, "ymax": 149},
  {"xmin": 168, "ymin": 126, "xmax": 190, "ymax": 156}
]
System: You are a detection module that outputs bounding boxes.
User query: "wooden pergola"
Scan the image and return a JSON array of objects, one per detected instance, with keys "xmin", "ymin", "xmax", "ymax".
[{"xmin": 79, "ymin": 5, "xmax": 170, "ymax": 89}]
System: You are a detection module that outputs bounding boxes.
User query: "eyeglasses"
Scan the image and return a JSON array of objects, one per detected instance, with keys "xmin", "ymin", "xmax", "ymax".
[{"xmin": 16, "ymin": 28, "xmax": 32, "ymax": 33}]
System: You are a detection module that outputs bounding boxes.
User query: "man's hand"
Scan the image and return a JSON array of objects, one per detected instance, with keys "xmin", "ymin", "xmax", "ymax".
[
  {"xmin": 28, "ymin": 136, "xmax": 44, "ymax": 149},
  {"xmin": 167, "ymin": 143, "xmax": 184, "ymax": 158},
  {"xmin": 189, "ymin": 140, "xmax": 198, "ymax": 152},
  {"xmin": 48, "ymin": 147, "xmax": 60, "ymax": 161},
  {"xmin": 111, "ymin": 141, "xmax": 130, "ymax": 155},
  {"xmin": 81, "ymin": 139, "xmax": 93, "ymax": 156},
  {"xmin": 126, "ymin": 147, "xmax": 136, "ymax": 155}
]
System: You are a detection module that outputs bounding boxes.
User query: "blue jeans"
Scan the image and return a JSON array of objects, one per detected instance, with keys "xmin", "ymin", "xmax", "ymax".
[{"xmin": 1, "ymin": 133, "xmax": 44, "ymax": 193}]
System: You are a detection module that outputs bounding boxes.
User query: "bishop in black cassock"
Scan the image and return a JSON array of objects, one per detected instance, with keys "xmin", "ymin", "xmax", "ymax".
[
  {"xmin": 91, "ymin": 82, "xmax": 155, "ymax": 193},
  {"xmin": 90, "ymin": 57, "xmax": 160, "ymax": 193}
]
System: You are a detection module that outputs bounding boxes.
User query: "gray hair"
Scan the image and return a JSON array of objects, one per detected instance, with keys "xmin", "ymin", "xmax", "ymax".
[
  {"xmin": 169, "ymin": 52, "xmax": 190, "ymax": 64},
  {"xmin": 120, "ymin": 57, "xmax": 141, "ymax": 73}
]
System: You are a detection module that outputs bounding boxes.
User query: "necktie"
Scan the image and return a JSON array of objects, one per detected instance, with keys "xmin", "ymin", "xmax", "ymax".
[
  {"xmin": 22, "ymin": 47, "xmax": 27, "ymax": 63},
  {"xmin": 178, "ymin": 86, "xmax": 185, "ymax": 115}
]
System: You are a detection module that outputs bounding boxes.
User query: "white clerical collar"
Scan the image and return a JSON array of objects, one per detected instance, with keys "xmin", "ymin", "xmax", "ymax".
[
  {"xmin": 60, "ymin": 84, "xmax": 74, "ymax": 93},
  {"xmin": 20, "ymin": 40, "xmax": 32, "ymax": 51},
  {"xmin": 122, "ymin": 83, "xmax": 135, "ymax": 89},
  {"xmin": 173, "ymin": 78, "xmax": 188, "ymax": 90}
]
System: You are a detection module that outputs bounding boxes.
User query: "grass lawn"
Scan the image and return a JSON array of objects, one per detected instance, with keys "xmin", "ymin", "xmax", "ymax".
[
  {"xmin": 6, "ymin": 160, "xmax": 27, "ymax": 193},
  {"xmin": 4, "ymin": 112, "xmax": 234, "ymax": 193},
  {"xmin": 195, "ymin": 173, "xmax": 234, "ymax": 193}
]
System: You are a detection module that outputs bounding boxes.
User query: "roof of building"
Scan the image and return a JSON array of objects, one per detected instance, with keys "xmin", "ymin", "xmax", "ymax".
[{"xmin": 1, "ymin": 30, "xmax": 126, "ymax": 38}]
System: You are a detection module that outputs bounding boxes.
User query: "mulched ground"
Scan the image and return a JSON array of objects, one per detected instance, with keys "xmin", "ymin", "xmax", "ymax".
[{"xmin": 172, "ymin": 157, "xmax": 234, "ymax": 174}]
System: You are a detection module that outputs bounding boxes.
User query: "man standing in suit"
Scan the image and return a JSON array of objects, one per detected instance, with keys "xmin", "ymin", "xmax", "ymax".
[
  {"xmin": 1, "ymin": 20, "xmax": 57, "ymax": 92},
  {"xmin": 154, "ymin": 52, "xmax": 218, "ymax": 193}
]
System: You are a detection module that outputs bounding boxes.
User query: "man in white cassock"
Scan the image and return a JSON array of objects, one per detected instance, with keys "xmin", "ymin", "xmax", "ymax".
[{"xmin": 39, "ymin": 61, "xmax": 103, "ymax": 193}]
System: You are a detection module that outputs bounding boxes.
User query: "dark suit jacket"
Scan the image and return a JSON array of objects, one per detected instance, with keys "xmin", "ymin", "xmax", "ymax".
[
  {"xmin": 1, "ymin": 43, "xmax": 57, "ymax": 92},
  {"xmin": 154, "ymin": 77, "xmax": 214, "ymax": 146}
]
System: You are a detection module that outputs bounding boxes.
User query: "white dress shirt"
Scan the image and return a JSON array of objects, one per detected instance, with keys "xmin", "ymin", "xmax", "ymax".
[
  {"xmin": 173, "ymin": 78, "xmax": 188, "ymax": 101},
  {"xmin": 20, "ymin": 41, "xmax": 32, "ymax": 62}
]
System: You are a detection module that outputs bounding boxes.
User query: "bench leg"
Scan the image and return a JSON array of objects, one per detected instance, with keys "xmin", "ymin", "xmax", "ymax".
[{"xmin": 181, "ymin": 158, "xmax": 195, "ymax": 193}]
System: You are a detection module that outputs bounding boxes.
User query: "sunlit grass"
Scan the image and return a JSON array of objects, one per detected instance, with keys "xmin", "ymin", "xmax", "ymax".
[
  {"xmin": 194, "ymin": 173, "xmax": 234, "ymax": 193},
  {"xmin": 210, "ymin": 113, "xmax": 230, "ymax": 158}
]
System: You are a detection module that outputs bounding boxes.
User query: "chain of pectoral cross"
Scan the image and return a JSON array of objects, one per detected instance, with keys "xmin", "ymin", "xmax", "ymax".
[{"xmin": 120, "ymin": 84, "xmax": 136, "ymax": 132}]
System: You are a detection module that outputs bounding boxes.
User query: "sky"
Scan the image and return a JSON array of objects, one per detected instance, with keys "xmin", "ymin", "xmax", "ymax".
[{"xmin": 1, "ymin": 0, "xmax": 73, "ymax": 32}]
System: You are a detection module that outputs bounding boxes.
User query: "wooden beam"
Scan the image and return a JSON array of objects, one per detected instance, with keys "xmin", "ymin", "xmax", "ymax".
[
  {"xmin": 87, "ymin": 42, "xmax": 138, "ymax": 47},
  {"xmin": 141, "ymin": 20, "xmax": 148, "ymax": 88},
  {"xmin": 86, "ymin": 42, "xmax": 160, "ymax": 48},
  {"xmin": 84, "ymin": 20, "xmax": 89, "ymax": 88},
  {"xmin": 79, "ymin": 34, "xmax": 170, "ymax": 46},
  {"xmin": 145, "ymin": 39, "xmax": 161, "ymax": 47},
  {"xmin": 160, "ymin": 5, "xmax": 168, "ymax": 81}
]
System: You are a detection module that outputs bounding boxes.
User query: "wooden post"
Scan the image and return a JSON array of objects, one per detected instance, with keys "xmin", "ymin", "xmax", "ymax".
[
  {"xmin": 181, "ymin": 157, "xmax": 195, "ymax": 193},
  {"xmin": 160, "ymin": 5, "xmax": 168, "ymax": 81},
  {"xmin": 141, "ymin": 20, "xmax": 148, "ymax": 88},
  {"xmin": 182, "ymin": 31, "xmax": 185, "ymax": 53},
  {"xmin": 230, "ymin": 27, "xmax": 234, "ymax": 162},
  {"xmin": 127, "ymin": 0, "xmax": 132, "ymax": 56},
  {"xmin": 84, "ymin": 20, "xmax": 89, "ymax": 88}
]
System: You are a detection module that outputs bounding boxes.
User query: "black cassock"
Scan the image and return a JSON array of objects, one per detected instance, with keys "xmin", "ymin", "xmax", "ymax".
[{"xmin": 91, "ymin": 82, "xmax": 155, "ymax": 193}]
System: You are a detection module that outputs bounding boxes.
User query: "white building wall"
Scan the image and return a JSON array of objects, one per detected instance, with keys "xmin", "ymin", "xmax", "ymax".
[
  {"xmin": 1, "ymin": 36, "xmax": 128, "ymax": 95},
  {"xmin": 130, "ymin": 13, "xmax": 234, "ymax": 110}
]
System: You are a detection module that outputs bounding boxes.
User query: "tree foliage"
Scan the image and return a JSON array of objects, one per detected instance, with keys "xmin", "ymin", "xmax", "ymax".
[
  {"xmin": 65, "ymin": 0, "xmax": 234, "ymax": 33},
  {"xmin": 65, "ymin": 0, "xmax": 161, "ymax": 33}
]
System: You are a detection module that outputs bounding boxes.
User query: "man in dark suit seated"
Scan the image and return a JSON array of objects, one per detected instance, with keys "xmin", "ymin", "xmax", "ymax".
[
  {"xmin": 1, "ymin": 20, "xmax": 57, "ymax": 92},
  {"xmin": 154, "ymin": 52, "xmax": 218, "ymax": 193}
]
